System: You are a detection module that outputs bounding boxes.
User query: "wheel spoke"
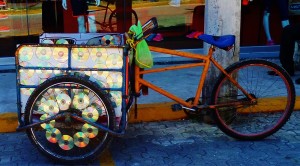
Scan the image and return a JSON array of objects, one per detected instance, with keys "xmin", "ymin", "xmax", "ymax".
[
  {"xmin": 25, "ymin": 76, "xmax": 115, "ymax": 163},
  {"xmin": 212, "ymin": 60, "xmax": 295, "ymax": 140}
]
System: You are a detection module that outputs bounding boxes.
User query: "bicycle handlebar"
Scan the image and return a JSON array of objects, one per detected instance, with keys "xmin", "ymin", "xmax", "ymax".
[{"xmin": 125, "ymin": 17, "xmax": 158, "ymax": 47}]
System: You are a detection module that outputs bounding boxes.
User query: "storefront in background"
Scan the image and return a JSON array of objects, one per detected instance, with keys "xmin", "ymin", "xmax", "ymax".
[
  {"xmin": 0, "ymin": 0, "xmax": 204, "ymax": 56},
  {"xmin": 290, "ymin": 0, "xmax": 300, "ymax": 15},
  {"xmin": 0, "ymin": 0, "xmax": 300, "ymax": 56}
]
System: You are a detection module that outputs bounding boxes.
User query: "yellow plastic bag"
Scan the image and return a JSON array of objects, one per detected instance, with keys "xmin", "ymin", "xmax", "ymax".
[{"xmin": 129, "ymin": 21, "xmax": 153, "ymax": 68}]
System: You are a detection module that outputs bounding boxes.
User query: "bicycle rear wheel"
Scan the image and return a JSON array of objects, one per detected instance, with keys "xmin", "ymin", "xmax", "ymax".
[
  {"xmin": 211, "ymin": 59, "xmax": 295, "ymax": 140},
  {"xmin": 108, "ymin": 9, "xmax": 138, "ymax": 32},
  {"xmin": 24, "ymin": 75, "xmax": 115, "ymax": 163}
]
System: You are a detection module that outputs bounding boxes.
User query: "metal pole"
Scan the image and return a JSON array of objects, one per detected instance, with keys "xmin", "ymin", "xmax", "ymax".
[
  {"xmin": 203, "ymin": 0, "xmax": 241, "ymax": 103},
  {"xmin": 25, "ymin": 0, "xmax": 30, "ymax": 40}
]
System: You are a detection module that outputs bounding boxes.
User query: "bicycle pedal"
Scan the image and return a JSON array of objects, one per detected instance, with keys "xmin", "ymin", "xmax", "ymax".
[
  {"xmin": 171, "ymin": 104, "xmax": 183, "ymax": 112},
  {"xmin": 141, "ymin": 85, "xmax": 148, "ymax": 95}
]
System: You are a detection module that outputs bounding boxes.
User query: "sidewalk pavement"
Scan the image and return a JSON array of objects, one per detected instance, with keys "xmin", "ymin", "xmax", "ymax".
[
  {"xmin": 0, "ymin": 45, "xmax": 299, "ymax": 133},
  {"xmin": 2, "ymin": 113, "xmax": 300, "ymax": 165},
  {"xmin": 2, "ymin": 45, "xmax": 300, "ymax": 165}
]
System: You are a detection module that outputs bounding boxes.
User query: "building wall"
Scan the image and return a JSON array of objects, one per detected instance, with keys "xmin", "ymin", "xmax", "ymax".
[{"xmin": 0, "ymin": 0, "xmax": 300, "ymax": 56}]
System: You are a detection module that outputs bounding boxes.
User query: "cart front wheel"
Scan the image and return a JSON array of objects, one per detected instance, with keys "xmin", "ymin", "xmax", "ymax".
[{"xmin": 24, "ymin": 75, "xmax": 115, "ymax": 163}]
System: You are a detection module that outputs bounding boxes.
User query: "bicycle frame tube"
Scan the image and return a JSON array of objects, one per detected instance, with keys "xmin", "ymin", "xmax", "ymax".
[
  {"xmin": 134, "ymin": 45, "xmax": 256, "ymax": 110},
  {"xmin": 134, "ymin": 46, "xmax": 213, "ymax": 108},
  {"xmin": 209, "ymin": 56, "xmax": 256, "ymax": 102}
]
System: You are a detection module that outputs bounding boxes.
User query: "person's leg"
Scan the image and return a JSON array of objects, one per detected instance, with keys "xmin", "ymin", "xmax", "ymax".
[
  {"xmin": 277, "ymin": 0, "xmax": 289, "ymax": 28},
  {"xmin": 263, "ymin": 0, "xmax": 273, "ymax": 44},
  {"xmin": 279, "ymin": 24, "xmax": 300, "ymax": 76},
  {"xmin": 88, "ymin": 15, "xmax": 97, "ymax": 33},
  {"xmin": 70, "ymin": 0, "xmax": 88, "ymax": 33},
  {"xmin": 77, "ymin": 16, "xmax": 86, "ymax": 33},
  {"xmin": 263, "ymin": 11, "xmax": 272, "ymax": 41}
]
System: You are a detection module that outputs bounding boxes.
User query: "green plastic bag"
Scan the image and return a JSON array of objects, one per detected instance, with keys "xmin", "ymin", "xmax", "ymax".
[{"xmin": 129, "ymin": 21, "xmax": 153, "ymax": 68}]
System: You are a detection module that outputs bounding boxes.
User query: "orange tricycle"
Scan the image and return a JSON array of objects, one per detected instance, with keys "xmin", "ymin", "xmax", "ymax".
[{"xmin": 15, "ymin": 18, "xmax": 295, "ymax": 163}]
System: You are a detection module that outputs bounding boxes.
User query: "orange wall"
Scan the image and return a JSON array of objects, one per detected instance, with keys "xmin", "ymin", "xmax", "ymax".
[{"xmin": 63, "ymin": 0, "xmax": 78, "ymax": 33}]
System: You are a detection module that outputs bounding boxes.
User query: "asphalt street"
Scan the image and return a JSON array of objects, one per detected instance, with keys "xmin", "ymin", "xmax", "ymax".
[
  {"xmin": 2, "ymin": 115, "xmax": 300, "ymax": 165},
  {"xmin": 1, "ymin": 46, "xmax": 300, "ymax": 165}
]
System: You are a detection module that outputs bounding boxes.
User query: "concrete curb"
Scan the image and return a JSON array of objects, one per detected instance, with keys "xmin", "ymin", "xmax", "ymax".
[
  {"xmin": 0, "ymin": 102, "xmax": 186, "ymax": 133},
  {"xmin": 0, "ymin": 112, "xmax": 19, "ymax": 133},
  {"xmin": 2, "ymin": 98, "xmax": 300, "ymax": 133},
  {"xmin": 128, "ymin": 102, "xmax": 186, "ymax": 123}
]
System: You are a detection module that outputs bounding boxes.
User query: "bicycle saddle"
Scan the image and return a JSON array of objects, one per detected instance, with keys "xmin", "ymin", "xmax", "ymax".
[{"xmin": 198, "ymin": 34, "xmax": 235, "ymax": 51}]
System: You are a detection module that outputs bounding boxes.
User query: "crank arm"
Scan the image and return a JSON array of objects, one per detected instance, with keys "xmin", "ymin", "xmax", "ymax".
[
  {"xmin": 16, "ymin": 112, "xmax": 65, "ymax": 131},
  {"xmin": 70, "ymin": 113, "xmax": 124, "ymax": 136},
  {"xmin": 181, "ymin": 106, "xmax": 197, "ymax": 112}
]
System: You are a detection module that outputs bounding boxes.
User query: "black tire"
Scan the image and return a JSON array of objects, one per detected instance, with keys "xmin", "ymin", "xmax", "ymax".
[
  {"xmin": 24, "ymin": 75, "xmax": 115, "ymax": 163},
  {"xmin": 108, "ymin": 9, "xmax": 138, "ymax": 32},
  {"xmin": 126, "ymin": 62, "xmax": 135, "ymax": 110},
  {"xmin": 211, "ymin": 59, "xmax": 295, "ymax": 140}
]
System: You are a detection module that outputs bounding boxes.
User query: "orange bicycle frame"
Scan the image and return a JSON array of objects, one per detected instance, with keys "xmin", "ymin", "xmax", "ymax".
[{"xmin": 133, "ymin": 45, "xmax": 255, "ymax": 110}]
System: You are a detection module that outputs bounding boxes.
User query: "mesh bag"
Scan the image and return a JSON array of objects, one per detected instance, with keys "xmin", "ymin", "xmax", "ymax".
[{"xmin": 129, "ymin": 21, "xmax": 153, "ymax": 68}]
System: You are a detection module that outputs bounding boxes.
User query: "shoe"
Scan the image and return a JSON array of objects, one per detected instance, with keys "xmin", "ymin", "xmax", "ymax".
[
  {"xmin": 0, "ymin": 26, "xmax": 10, "ymax": 32},
  {"xmin": 169, "ymin": 0, "xmax": 180, "ymax": 7},
  {"xmin": 242, "ymin": 0, "xmax": 249, "ymax": 6},
  {"xmin": 267, "ymin": 71, "xmax": 278, "ymax": 76},
  {"xmin": 193, "ymin": 31, "xmax": 203, "ymax": 39},
  {"xmin": 146, "ymin": 33, "xmax": 156, "ymax": 41},
  {"xmin": 266, "ymin": 40, "xmax": 275, "ymax": 46},
  {"xmin": 295, "ymin": 78, "xmax": 300, "ymax": 84},
  {"xmin": 0, "ymin": 14, "xmax": 8, "ymax": 20},
  {"xmin": 153, "ymin": 33, "xmax": 163, "ymax": 42},
  {"xmin": 186, "ymin": 31, "xmax": 197, "ymax": 38},
  {"xmin": 0, "ymin": 1, "xmax": 6, "ymax": 6}
]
